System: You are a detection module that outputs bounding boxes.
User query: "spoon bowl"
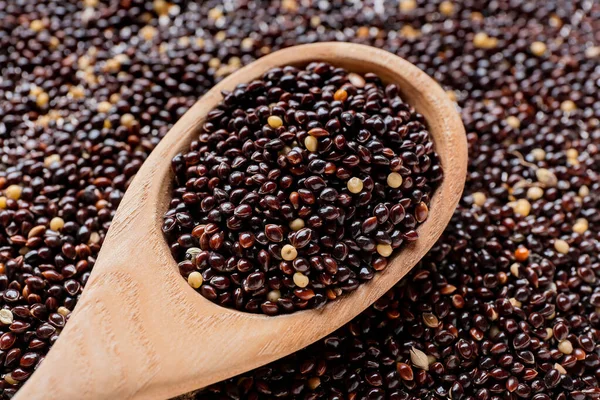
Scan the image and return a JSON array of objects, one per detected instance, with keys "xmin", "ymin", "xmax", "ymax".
[{"xmin": 16, "ymin": 42, "xmax": 467, "ymax": 400}]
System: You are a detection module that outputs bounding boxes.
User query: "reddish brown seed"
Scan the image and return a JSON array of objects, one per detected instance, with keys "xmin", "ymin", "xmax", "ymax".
[
  {"xmin": 396, "ymin": 363, "xmax": 414, "ymax": 380},
  {"xmin": 291, "ymin": 228, "xmax": 312, "ymax": 248},
  {"xmin": 265, "ymin": 224, "xmax": 284, "ymax": 242},
  {"xmin": 308, "ymin": 127, "xmax": 330, "ymax": 137},
  {"xmin": 415, "ymin": 202, "xmax": 428, "ymax": 222},
  {"xmin": 239, "ymin": 232, "xmax": 255, "ymax": 248}
]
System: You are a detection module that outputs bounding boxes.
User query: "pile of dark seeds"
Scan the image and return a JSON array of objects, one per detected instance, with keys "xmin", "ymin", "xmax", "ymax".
[
  {"xmin": 163, "ymin": 63, "xmax": 442, "ymax": 314},
  {"xmin": 0, "ymin": 0, "xmax": 598, "ymax": 399}
]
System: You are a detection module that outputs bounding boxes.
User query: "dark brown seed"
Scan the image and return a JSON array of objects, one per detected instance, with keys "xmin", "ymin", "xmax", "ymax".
[{"xmin": 265, "ymin": 224, "xmax": 284, "ymax": 243}]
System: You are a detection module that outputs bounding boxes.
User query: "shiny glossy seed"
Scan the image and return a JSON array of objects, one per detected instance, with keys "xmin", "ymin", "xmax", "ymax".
[{"xmin": 333, "ymin": 89, "xmax": 348, "ymax": 101}]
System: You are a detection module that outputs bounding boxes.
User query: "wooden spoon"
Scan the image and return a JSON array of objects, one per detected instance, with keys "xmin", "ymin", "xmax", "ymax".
[{"xmin": 15, "ymin": 42, "xmax": 467, "ymax": 400}]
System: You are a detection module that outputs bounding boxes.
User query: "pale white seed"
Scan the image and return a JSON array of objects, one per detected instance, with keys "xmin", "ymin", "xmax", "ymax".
[
  {"xmin": 410, "ymin": 347, "xmax": 429, "ymax": 371},
  {"xmin": 293, "ymin": 272, "xmax": 309, "ymax": 288}
]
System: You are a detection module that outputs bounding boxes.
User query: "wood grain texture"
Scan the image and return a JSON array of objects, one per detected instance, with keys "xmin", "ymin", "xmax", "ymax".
[{"xmin": 15, "ymin": 42, "xmax": 467, "ymax": 400}]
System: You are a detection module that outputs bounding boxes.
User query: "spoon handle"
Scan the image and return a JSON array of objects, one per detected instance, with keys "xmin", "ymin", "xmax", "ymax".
[{"xmin": 12, "ymin": 218, "xmax": 284, "ymax": 399}]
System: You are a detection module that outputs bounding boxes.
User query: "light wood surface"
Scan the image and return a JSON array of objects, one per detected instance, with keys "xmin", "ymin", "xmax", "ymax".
[{"xmin": 15, "ymin": 43, "xmax": 467, "ymax": 400}]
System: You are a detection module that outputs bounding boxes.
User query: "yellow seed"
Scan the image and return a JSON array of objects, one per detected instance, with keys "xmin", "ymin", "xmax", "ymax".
[
  {"xmin": 153, "ymin": 0, "xmax": 169, "ymax": 15},
  {"xmin": 545, "ymin": 328, "xmax": 553, "ymax": 340},
  {"xmin": 104, "ymin": 58, "xmax": 121, "ymax": 73},
  {"xmin": 585, "ymin": 46, "xmax": 600, "ymax": 59},
  {"xmin": 69, "ymin": 85, "xmax": 85, "ymax": 99},
  {"xmin": 399, "ymin": 0, "xmax": 417, "ymax": 12},
  {"xmin": 566, "ymin": 148, "xmax": 578, "ymax": 160},
  {"xmin": 140, "ymin": 25, "xmax": 157, "ymax": 41},
  {"xmin": 578, "ymin": 185, "xmax": 589, "ymax": 197},
  {"xmin": 97, "ymin": 101, "xmax": 112, "ymax": 113},
  {"xmin": 109, "ymin": 93, "xmax": 120, "ymax": 103},
  {"xmin": 554, "ymin": 363, "xmax": 567, "ymax": 375},
  {"xmin": 289, "ymin": 218, "xmax": 305, "ymax": 231},
  {"xmin": 506, "ymin": 116, "xmax": 521, "ymax": 129},
  {"xmin": 549, "ymin": 14, "xmax": 562, "ymax": 28},
  {"xmin": 554, "ymin": 239, "xmax": 569, "ymax": 254},
  {"xmin": 228, "ymin": 57, "xmax": 241, "ymax": 67},
  {"xmin": 4, "ymin": 374, "xmax": 17, "ymax": 385},
  {"xmin": 387, "ymin": 172, "xmax": 403, "ymax": 189},
  {"xmin": 36, "ymin": 92, "xmax": 49, "ymax": 108},
  {"xmin": 30, "ymin": 20, "xmax": 44, "ymax": 32},
  {"xmin": 526, "ymin": 187, "xmax": 544, "ymax": 201},
  {"xmin": 531, "ymin": 148, "xmax": 546, "ymax": 161},
  {"xmin": 400, "ymin": 25, "xmax": 421, "ymax": 39},
  {"xmin": 560, "ymin": 100, "xmax": 576, "ymax": 112},
  {"xmin": 267, "ymin": 290, "xmax": 281, "ymax": 302},
  {"xmin": 84, "ymin": 0, "xmax": 98, "ymax": 7},
  {"xmin": 473, "ymin": 32, "xmax": 498, "ymax": 49},
  {"xmin": 356, "ymin": 26, "xmax": 369, "ymax": 38},
  {"xmin": 0, "ymin": 309, "xmax": 13, "ymax": 325},
  {"xmin": 347, "ymin": 177, "xmax": 364, "ymax": 194},
  {"xmin": 4, "ymin": 185, "xmax": 22, "ymax": 201},
  {"xmin": 57, "ymin": 306, "xmax": 71, "ymax": 316},
  {"xmin": 472, "ymin": 192, "xmax": 486, "ymax": 206},
  {"xmin": 510, "ymin": 263, "xmax": 520, "ymax": 277},
  {"xmin": 120, "ymin": 113, "xmax": 136, "ymax": 128},
  {"xmin": 376, "ymin": 244, "xmax": 393, "ymax": 257},
  {"xmin": 530, "ymin": 41, "xmax": 547, "ymax": 57},
  {"xmin": 49, "ymin": 36, "xmax": 60, "ymax": 49},
  {"xmin": 281, "ymin": 244, "xmax": 298, "ymax": 261},
  {"xmin": 309, "ymin": 16, "xmax": 321, "ymax": 28},
  {"xmin": 103, "ymin": 120, "xmax": 112, "ymax": 129},
  {"xmin": 573, "ymin": 218, "xmax": 588, "ymax": 234},
  {"xmin": 241, "ymin": 38, "xmax": 254, "ymax": 50},
  {"xmin": 307, "ymin": 377, "xmax": 321, "ymax": 390},
  {"xmin": 30, "ymin": 86, "xmax": 43, "ymax": 96},
  {"xmin": 513, "ymin": 199, "xmax": 531, "ymax": 217},
  {"xmin": 215, "ymin": 31, "xmax": 226, "ymax": 42},
  {"xmin": 208, "ymin": 7, "xmax": 223, "ymax": 20},
  {"xmin": 187, "ymin": 271, "xmax": 203, "ymax": 289},
  {"xmin": 304, "ymin": 136, "xmax": 318, "ymax": 152},
  {"xmin": 558, "ymin": 340, "xmax": 573, "ymax": 355},
  {"xmin": 293, "ymin": 272, "xmax": 309, "ymax": 288},
  {"xmin": 333, "ymin": 89, "xmax": 348, "ymax": 102},
  {"xmin": 89, "ymin": 232, "xmax": 101, "ymax": 244},
  {"xmin": 267, "ymin": 116, "xmax": 283, "ymax": 128},
  {"xmin": 208, "ymin": 58, "xmax": 221, "ymax": 69},
  {"xmin": 439, "ymin": 1, "xmax": 454, "ymax": 16},
  {"xmin": 44, "ymin": 154, "xmax": 61, "ymax": 167},
  {"xmin": 509, "ymin": 298, "xmax": 522, "ymax": 308},
  {"xmin": 536, "ymin": 168, "xmax": 557, "ymax": 186},
  {"xmin": 50, "ymin": 217, "xmax": 65, "ymax": 231},
  {"xmin": 0, "ymin": 197, "xmax": 6, "ymax": 209}
]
